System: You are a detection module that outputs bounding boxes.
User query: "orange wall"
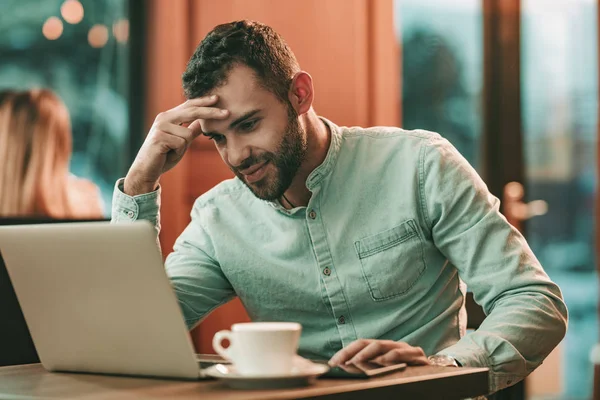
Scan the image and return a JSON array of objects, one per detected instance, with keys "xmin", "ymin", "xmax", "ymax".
[{"xmin": 145, "ymin": 0, "xmax": 400, "ymax": 353}]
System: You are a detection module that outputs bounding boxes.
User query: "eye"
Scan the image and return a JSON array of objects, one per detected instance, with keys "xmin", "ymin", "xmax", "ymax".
[{"xmin": 239, "ymin": 119, "xmax": 259, "ymax": 132}]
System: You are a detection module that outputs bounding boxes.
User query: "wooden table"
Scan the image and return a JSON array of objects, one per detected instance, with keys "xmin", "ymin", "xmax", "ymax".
[{"xmin": 0, "ymin": 363, "xmax": 488, "ymax": 399}]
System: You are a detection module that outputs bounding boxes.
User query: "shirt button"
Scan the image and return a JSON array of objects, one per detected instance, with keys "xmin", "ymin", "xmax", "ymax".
[
  {"xmin": 338, "ymin": 315, "xmax": 346, "ymax": 325},
  {"xmin": 323, "ymin": 267, "xmax": 331, "ymax": 276},
  {"xmin": 308, "ymin": 210, "xmax": 317, "ymax": 219},
  {"xmin": 126, "ymin": 210, "xmax": 134, "ymax": 218}
]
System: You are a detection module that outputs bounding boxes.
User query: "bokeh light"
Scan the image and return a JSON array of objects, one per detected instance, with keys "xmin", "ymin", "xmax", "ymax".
[
  {"xmin": 61, "ymin": 0, "xmax": 84, "ymax": 24},
  {"xmin": 112, "ymin": 19, "xmax": 129, "ymax": 43},
  {"xmin": 88, "ymin": 24, "xmax": 109, "ymax": 48},
  {"xmin": 42, "ymin": 17, "xmax": 63, "ymax": 40}
]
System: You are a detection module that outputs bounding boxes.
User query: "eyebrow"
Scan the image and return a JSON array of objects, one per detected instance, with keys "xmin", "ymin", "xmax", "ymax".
[{"xmin": 203, "ymin": 109, "xmax": 261, "ymax": 137}]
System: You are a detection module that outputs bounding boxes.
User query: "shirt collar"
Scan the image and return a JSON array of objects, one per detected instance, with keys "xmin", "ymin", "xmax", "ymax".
[{"xmin": 305, "ymin": 117, "xmax": 341, "ymax": 191}]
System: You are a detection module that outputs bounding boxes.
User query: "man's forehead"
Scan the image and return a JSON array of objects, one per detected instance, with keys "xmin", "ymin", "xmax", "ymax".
[
  {"xmin": 201, "ymin": 65, "xmax": 278, "ymax": 132},
  {"xmin": 211, "ymin": 65, "xmax": 264, "ymax": 108}
]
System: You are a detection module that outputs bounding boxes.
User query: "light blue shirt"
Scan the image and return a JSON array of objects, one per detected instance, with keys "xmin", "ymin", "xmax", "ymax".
[{"xmin": 112, "ymin": 118, "xmax": 567, "ymax": 393}]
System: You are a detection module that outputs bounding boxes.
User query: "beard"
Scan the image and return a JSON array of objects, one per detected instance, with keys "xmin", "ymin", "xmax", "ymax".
[{"xmin": 232, "ymin": 109, "xmax": 307, "ymax": 201}]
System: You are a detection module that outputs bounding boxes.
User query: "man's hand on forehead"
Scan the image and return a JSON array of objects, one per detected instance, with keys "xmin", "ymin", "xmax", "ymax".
[
  {"xmin": 123, "ymin": 95, "xmax": 229, "ymax": 196},
  {"xmin": 171, "ymin": 95, "xmax": 229, "ymax": 128}
]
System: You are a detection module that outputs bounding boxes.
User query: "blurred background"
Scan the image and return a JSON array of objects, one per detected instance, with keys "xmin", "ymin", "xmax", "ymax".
[
  {"xmin": 0, "ymin": 0, "xmax": 143, "ymax": 215},
  {"xmin": 398, "ymin": 0, "xmax": 598, "ymax": 398},
  {"xmin": 0, "ymin": 0, "xmax": 597, "ymax": 399}
]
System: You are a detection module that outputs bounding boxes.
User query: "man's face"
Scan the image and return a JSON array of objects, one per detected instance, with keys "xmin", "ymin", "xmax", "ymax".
[{"xmin": 200, "ymin": 65, "xmax": 307, "ymax": 201}]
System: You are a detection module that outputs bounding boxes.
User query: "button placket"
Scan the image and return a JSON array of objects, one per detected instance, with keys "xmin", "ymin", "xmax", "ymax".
[{"xmin": 306, "ymin": 199, "xmax": 357, "ymax": 346}]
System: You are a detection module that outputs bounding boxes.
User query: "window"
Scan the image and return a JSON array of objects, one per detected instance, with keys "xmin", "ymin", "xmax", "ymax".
[
  {"xmin": 0, "ymin": 0, "xmax": 142, "ymax": 216},
  {"xmin": 395, "ymin": 0, "xmax": 483, "ymax": 170},
  {"xmin": 522, "ymin": 0, "xmax": 598, "ymax": 396}
]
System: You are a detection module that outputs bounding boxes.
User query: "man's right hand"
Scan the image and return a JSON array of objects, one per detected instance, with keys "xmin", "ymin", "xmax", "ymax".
[{"xmin": 124, "ymin": 95, "xmax": 229, "ymax": 196}]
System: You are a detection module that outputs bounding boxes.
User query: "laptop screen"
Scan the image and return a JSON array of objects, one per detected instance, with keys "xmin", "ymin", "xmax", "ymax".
[{"xmin": 0, "ymin": 217, "xmax": 106, "ymax": 367}]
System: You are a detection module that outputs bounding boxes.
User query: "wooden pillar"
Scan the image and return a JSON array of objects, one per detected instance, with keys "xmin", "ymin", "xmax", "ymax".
[
  {"xmin": 482, "ymin": 0, "xmax": 525, "ymax": 224},
  {"xmin": 368, "ymin": 0, "xmax": 401, "ymax": 127}
]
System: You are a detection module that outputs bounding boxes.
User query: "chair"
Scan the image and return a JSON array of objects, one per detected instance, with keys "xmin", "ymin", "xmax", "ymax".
[{"xmin": 0, "ymin": 250, "xmax": 38, "ymax": 366}]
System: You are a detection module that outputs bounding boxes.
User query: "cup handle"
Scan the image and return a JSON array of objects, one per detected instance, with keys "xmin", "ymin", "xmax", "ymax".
[{"xmin": 212, "ymin": 330, "xmax": 233, "ymax": 360}]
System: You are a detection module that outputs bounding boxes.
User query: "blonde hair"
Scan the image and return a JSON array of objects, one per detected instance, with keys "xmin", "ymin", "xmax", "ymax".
[{"xmin": 0, "ymin": 89, "xmax": 74, "ymax": 217}]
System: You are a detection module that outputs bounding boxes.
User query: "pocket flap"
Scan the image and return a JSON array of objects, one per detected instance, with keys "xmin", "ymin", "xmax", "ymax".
[{"xmin": 354, "ymin": 220, "xmax": 418, "ymax": 259}]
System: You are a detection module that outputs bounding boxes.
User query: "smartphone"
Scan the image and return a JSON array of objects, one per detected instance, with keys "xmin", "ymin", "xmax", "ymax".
[
  {"xmin": 196, "ymin": 354, "xmax": 229, "ymax": 363},
  {"xmin": 321, "ymin": 361, "xmax": 407, "ymax": 379},
  {"xmin": 196, "ymin": 353, "xmax": 230, "ymax": 370}
]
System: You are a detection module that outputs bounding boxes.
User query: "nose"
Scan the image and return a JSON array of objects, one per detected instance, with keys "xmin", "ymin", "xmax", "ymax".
[{"xmin": 226, "ymin": 136, "xmax": 251, "ymax": 168}]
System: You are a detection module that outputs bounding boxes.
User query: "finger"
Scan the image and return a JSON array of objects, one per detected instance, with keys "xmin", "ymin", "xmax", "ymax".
[
  {"xmin": 328, "ymin": 339, "xmax": 372, "ymax": 366},
  {"xmin": 188, "ymin": 119, "xmax": 203, "ymax": 136},
  {"xmin": 347, "ymin": 340, "xmax": 398, "ymax": 364},
  {"xmin": 157, "ymin": 106, "xmax": 229, "ymax": 126},
  {"xmin": 170, "ymin": 95, "xmax": 219, "ymax": 111},
  {"xmin": 155, "ymin": 121, "xmax": 200, "ymax": 145},
  {"xmin": 377, "ymin": 346, "xmax": 427, "ymax": 366},
  {"xmin": 150, "ymin": 129, "xmax": 187, "ymax": 156},
  {"xmin": 372, "ymin": 347, "xmax": 428, "ymax": 366},
  {"xmin": 175, "ymin": 106, "xmax": 229, "ymax": 125}
]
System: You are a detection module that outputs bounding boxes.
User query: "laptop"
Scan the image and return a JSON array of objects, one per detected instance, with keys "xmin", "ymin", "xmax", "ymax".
[
  {"xmin": 0, "ymin": 217, "xmax": 106, "ymax": 367},
  {"xmin": 0, "ymin": 221, "xmax": 211, "ymax": 379}
]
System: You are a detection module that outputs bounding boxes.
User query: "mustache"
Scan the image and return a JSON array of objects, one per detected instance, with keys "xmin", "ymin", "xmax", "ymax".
[{"xmin": 233, "ymin": 153, "xmax": 274, "ymax": 173}]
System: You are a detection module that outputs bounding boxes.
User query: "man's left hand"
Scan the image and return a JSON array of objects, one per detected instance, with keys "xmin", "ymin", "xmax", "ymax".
[{"xmin": 328, "ymin": 339, "xmax": 430, "ymax": 367}]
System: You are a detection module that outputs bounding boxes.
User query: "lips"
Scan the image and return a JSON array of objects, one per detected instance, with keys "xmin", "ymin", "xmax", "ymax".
[
  {"xmin": 239, "ymin": 161, "xmax": 268, "ymax": 175},
  {"xmin": 239, "ymin": 161, "xmax": 269, "ymax": 184}
]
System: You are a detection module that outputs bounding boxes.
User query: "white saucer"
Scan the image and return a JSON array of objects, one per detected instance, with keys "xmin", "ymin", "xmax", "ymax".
[{"xmin": 203, "ymin": 360, "xmax": 330, "ymax": 390}]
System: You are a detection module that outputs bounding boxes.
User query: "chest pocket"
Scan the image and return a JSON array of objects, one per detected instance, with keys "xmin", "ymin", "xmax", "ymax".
[{"xmin": 354, "ymin": 219, "xmax": 426, "ymax": 301}]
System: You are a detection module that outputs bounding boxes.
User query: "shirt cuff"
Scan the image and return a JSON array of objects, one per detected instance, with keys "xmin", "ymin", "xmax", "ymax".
[
  {"xmin": 438, "ymin": 341, "xmax": 523, "ymax": 394},
  {"xmin": 111, "ymin": 178, "xmax": 161, "ymax": 223}
]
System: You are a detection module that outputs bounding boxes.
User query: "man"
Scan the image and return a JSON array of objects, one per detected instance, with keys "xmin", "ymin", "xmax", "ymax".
[{"xmin": 112, "ymin": 20, "xmax": 567, "ymax": 393}]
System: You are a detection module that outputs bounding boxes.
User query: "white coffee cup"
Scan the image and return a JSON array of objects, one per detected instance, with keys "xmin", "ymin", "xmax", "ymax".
[{"xmin": 212, "ymin": 322, "xmax": 302, "ymax": 376}]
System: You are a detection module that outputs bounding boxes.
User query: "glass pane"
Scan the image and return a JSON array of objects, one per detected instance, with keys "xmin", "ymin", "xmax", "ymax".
[
  {"xmin": 0, "ymin": 0, "xmax": 132, "ymax": 217},
  {"xmin": 394, "ymin": 0, "xmax": 483, "ymax": 170},
  {"xmin": 522, "ymin": 0, "xmax": 598, "ymax": 397}
]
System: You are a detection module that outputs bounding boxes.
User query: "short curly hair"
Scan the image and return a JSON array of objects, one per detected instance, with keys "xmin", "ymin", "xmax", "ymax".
[{"xmin": 182, "ymin": 20, "xmax": 301, "ymax": 103}]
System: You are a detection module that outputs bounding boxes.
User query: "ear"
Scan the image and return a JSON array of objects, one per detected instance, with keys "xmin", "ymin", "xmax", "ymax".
[{"xmin": 288, "ymin": 71, "xmax": 314, "ymax": 115}]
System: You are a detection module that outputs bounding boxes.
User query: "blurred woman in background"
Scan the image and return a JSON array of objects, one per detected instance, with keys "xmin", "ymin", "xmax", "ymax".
[{"xmin": 0, "ymin": 88, "xmax": 103, "ymax": 219}]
